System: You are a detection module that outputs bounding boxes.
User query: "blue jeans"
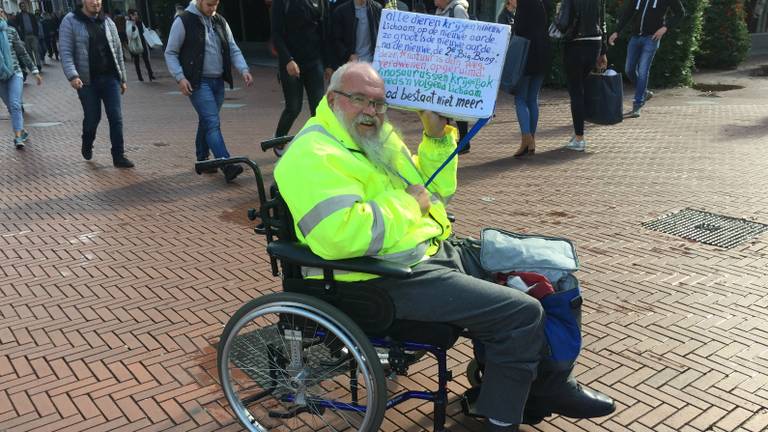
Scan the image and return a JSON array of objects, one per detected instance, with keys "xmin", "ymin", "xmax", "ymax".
[
  {"xmin": 190, "ymin": 77, "xmax": 230, "ymax": 161},
  {"xmin": 514, "ymin": 74, "xmax": 545, "ymax": 135},
  {"xmin": 0, "ymin": 73, "xmax": 24, "ymax": 132},
  {"xmin": 77, "ymin": 74, "xmax": 125, "ymax": 158},
  {"xmin": 625, "ymin": 35, "xmax": 660, "ymax": 107}
]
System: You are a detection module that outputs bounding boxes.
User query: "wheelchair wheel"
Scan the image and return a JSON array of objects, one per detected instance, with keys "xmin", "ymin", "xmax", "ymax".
[{"xmin": 218, "ymin": 292, "xmax": 387, "ymax": 431}]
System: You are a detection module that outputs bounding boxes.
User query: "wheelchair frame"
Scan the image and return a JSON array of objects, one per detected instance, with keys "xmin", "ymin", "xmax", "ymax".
[{"xmin": 197, "ymin": 143, "xmax": 463, "ymax": 432}]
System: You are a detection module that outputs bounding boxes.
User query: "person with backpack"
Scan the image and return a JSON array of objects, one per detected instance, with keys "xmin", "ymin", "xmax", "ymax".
[
  {"xmin": 126, "ymin": 9, "xmax": 155, "ymax": 81},
  {"xmin": 434, "ymin": 0, "xmax": 473, "ymax": 154},
  {"xmin": 270, "ymin": 0, "xmax": 332, "ymax": 156},
  {"xmin": 0, "ymin": 7, "xmax": 42, "ymax": 149}
]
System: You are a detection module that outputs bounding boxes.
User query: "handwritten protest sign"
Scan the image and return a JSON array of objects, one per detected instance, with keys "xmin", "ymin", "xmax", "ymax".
[{"xmin": 373, "ymin": 10, "xmax": 511, "ymax": 120}]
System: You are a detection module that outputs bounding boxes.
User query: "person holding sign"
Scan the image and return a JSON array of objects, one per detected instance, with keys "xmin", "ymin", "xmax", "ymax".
[
  {"xmin": 274, "ymin": 62, "xmax": 615, "ymax": 432},
  {"xmin": 556, "ymin": 0, "xmax": 608, "ymax": 152}
]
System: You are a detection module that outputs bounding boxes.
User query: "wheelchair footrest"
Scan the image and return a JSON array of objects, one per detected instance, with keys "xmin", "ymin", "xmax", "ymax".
[{"xmin": 460, "ymin": 386, "xmax": 484, "ymax": 419}]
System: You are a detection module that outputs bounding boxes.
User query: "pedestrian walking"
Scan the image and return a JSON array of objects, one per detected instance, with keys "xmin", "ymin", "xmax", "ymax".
[
  {"xmin": 609, "ymin": 0, "xmax": 685, "ymax": 118},
  {"xmin": 435, "ymin": 0, "xmax": 473, "ymax": 153},
  {"xmin": 42, "ymin": 12, "xmax": 59, "ymax": 61},
  {"xmin": 126, "ymin": 9, "xmax": 155, "ymax": 81},
  {"xmin": 270, "ymin": 0, "xmax": 331, "ymax": 156},
  {"xmin": 11, "ymin": 2, "xmax": 42, "ymax": 71},
  {"xmin": 330, "ymin": 0, "xmax": 381, "ymax": 68},
  {"xmin": 505, "ymin": 0, "xmax": 552, "ymax": 157},
  {"xmin": 556, "ymin": 0, "xmax": 608, "ymax": 152},
  {"xmin": 59, "ymin": 0, "xmax": 135, "ymax": 168},
  {"xmin": 0, "ymin": 8, "xmax": 42, "ymax": 149},
  {"xmin": 164, "ymin": 0, "xmax": 254, "ymax": 183}
]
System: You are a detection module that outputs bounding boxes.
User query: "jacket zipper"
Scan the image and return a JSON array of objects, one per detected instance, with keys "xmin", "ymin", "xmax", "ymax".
[{"xmin": 639, "ymin": 0, "xmax": 650, "ymax": 35}]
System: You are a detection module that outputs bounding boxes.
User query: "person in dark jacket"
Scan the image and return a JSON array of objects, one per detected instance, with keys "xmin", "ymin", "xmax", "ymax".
[
  {"xmin": 41, "ymin": 12, "xmax": 59, "ymax": 61},
  {"xmin": 165, "ymin": 0, "xmax": 254, "ymax": 183},
  {"xmin": 557, "ymin": 0, "xmax": 608, "ymax": 152},
  {"xmin": 609, "ymin": 0, "xmax": 684, "ymax": 117},
  {"xmin": 331, "ymin": 0, "xmax": 381, "ymax": 68},
  {"xmin": 126, "ymin": 9, "xmax": 155, "ymax": 81},
  {"xmin": 271, "ymin": 0, "xmax": 332, "ymax": 156},
  {"xmin": 502, "ymin": 0, "xmax": 552, "ymax": 157},
  {"xmin": 12, "ymin": 2, "xmax": 42, "ymax": 70}
]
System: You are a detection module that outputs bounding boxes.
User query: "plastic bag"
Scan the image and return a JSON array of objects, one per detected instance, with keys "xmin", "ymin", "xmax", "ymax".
[{"xmin": 143, "ymin": 29, "xmax": 163, "ymax": 49}]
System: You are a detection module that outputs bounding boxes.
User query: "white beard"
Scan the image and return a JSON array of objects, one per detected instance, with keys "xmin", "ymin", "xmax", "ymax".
[{"xmin": 333, "ymin": 106, "xmax": 403, "ymax": 185}]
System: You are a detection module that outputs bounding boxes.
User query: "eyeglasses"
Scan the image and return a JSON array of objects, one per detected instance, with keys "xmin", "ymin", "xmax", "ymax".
[{"xmin": 333, "ymin": 91, "xmax": 388, "ymax": 114}]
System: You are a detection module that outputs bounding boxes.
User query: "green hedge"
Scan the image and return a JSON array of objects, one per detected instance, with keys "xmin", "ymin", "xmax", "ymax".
[
  {"xmin": 696, "ymin": 0, "xmax": 751, "ymax": 69},
  {"xmin": 545, "ymin": 0, "xmax": 707, "ymax": 88}
]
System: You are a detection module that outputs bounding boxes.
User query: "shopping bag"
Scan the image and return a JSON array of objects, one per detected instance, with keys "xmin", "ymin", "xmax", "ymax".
[
  {"xmin": 499, "ymin": 35, "xmax": 530, "ymax": 93},
  {"xmin": 128, "ymin": 28, "xmax": 144, "ymax": 55},
  {"xmin": 143, "ymin": 29, "xmax": 163, "ymax": 49},
  {"xmin": 585, "ymin": 70, "xmax": 623, "ymax": 125}
]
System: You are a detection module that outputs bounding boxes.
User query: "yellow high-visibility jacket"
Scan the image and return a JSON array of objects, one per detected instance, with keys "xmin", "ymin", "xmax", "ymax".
[{"xmin": 274, "ymin": 96, "xmax": 458, "ymax": 281}]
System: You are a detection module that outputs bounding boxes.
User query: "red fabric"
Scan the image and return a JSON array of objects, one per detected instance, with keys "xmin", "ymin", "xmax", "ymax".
[{"xmin": 496, "ymin": 271, "xmax": 555, "ymax": 300}]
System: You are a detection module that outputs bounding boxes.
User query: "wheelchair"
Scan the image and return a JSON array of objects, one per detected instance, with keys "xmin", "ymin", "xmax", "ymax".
[{"xmin": 196, "ymin": 137, "xmax": 477, "ymax": 432}]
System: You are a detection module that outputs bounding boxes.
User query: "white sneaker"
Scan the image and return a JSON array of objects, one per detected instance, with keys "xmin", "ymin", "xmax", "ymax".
[{"xmin": 565, "ymin": 139, "xmax": 586, "ymax": 152}]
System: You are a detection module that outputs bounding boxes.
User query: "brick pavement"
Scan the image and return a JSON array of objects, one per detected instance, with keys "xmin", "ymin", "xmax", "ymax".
[{"xmin": 1, "ymin": 55, "xmax": 768, "ymax": 432}]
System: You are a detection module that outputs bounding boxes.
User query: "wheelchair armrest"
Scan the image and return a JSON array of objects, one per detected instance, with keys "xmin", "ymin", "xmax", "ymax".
[{"xmin": 267, "ymin": 241, "xmax": 413, "ymax": 279}]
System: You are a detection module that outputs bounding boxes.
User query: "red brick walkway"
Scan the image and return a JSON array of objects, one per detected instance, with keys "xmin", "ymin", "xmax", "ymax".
[{"xmin": 2, "ymin": 56, "xmax": 768, "ymax": 431}]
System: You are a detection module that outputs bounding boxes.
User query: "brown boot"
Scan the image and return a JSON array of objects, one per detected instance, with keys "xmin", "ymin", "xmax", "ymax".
[
  {"xmin": 529, "ymin": 134, "xmax": 536, "ymax": 154},
  {"xmin": 513, "ymin": 134, "xmax": 532, "ymax": 157}
]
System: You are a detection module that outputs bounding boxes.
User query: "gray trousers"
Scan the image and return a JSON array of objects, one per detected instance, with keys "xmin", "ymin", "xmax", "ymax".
[
  {"xmin": 24, "ymin": 35, "xmax": 41, "ymax": 69},
  {"xmin": 368, "ymin": 239, "xmax": 545, "ymax": 424}
]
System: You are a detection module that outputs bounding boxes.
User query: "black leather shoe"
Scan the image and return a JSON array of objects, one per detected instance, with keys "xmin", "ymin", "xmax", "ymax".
[
  {"xmin": 113, "ymin": 157, "xmax": 135, "ymax": 168},
  {"xmin": 528, "ymin": 384, "xmax": 615, "ymax": 420},
  {"xmin": 484, "ymin": 420, "xmax": 519, "ymax": 432},
  {"xmin": 81, "ymin": 144, "xmax": 93, "ymax": 160},
  {"xmin": 197, "ymin": 162, "xmax": 219, "ymax": 174},
  {"xmin": 458, "ymin": 143, "xmax": 471, "ymax": 155},
  {"xmin": 223, "ymin": 164, "xmax": 243, "ymax": 183}
]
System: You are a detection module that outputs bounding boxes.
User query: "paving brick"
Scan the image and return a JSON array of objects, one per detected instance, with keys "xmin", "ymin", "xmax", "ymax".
[{"xmin": 3, "ymin": 55, "xmax": 768, "ymax": 432}]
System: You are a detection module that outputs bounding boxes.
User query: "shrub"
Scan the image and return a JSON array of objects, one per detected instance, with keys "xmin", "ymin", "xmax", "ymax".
[{"xmin": 696, "ymin": 0, "xmax": 751, "ymax": 69}]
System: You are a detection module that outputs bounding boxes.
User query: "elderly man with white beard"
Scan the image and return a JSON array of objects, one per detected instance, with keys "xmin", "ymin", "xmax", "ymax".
[{"xmin": 274, "ymin": 61, "xmax": 615, "ymax": 432}]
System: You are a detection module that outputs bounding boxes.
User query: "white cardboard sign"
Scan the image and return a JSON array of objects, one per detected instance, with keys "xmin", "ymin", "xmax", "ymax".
[{"xmin": 373, "ymin": 10, "xmax": 511, "ymax": 120}]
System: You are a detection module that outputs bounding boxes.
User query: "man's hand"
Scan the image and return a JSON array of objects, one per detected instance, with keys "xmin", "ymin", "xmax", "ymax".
[
  {"xmin": 120, "ymin": 83, "xmax": 127, "ymax": 95},
  {"xmin": 406, "ymin": 184, "xmax": 431, "ymax": 215},
  {"xmin": 286, "ymin": 60, "xmax": 300, "ymax": 78},
  {"xmin": 652, "ymin": 26, "xmax": 667, "ymax": 41},
  {"xmin": 418, "ymin": 110, "xmax": 448, "ymax": 139},
  {"xmin": 242, "ymin": 71, "xmax": 253, "ymax": 87},
  {"xmin": 34, "ymin": 73, "xmax": 43, "ymax": 86},
  {"xmin": 608, "ymin": 32, "xmax": 618, "ymax": 46},
  {"xmin": 70, "ymin": 77, "xmax": 83, "ymax": 90},
  {"xmin": 348, "ymin": 54, "xmax": 358, "ymax": 62},
  {"xmin": 178, "ymin": 78, "xmax": 193, "ymax": 96},
  {"xmin": 324, "ymin": 67, "xmax": 333, "ymax": 83},
  {"xmin": 596, "ymin": 54, "xmax": 608, "ymax": 71}
]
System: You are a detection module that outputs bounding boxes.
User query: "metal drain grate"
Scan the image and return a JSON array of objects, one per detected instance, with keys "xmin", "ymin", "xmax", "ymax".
[{"xmin": 643, "ymin": 208, "xmax": 768, "ymax": 248}]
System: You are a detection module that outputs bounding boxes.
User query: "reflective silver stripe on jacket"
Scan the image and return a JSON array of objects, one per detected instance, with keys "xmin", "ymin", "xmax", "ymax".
[
  {"xmin": 298, "ymin": 194, "xmax": 362, "ymax": 237},
  {"xmin": 294, "ymin": 123, "xmax": 386, "ymax": 253}
]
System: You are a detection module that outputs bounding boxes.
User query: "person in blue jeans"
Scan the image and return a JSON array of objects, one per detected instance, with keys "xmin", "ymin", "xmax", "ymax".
[
  {"xmin": 59, "ymin": 0, "xmax": 134, "ymax": 168},
  {"xmin": 501, "ymin": 0, "xmax": 552, "ymax": 157},
  {"xmin": 0, "ymin": 9, "xmax": 42, "ymax": 150},
  {"xmin": 609, "ymin": 0, "xmax": 685, "ymax": 118},
  {"xmin": 165, "ymin": 0, "xmax": 253, "ymax": 182}
]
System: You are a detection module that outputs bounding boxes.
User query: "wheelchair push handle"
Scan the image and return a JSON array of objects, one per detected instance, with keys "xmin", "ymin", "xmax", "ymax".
[{"xmin": 261, "ymin": 135, "xmax": 293, "ymax": 152}]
